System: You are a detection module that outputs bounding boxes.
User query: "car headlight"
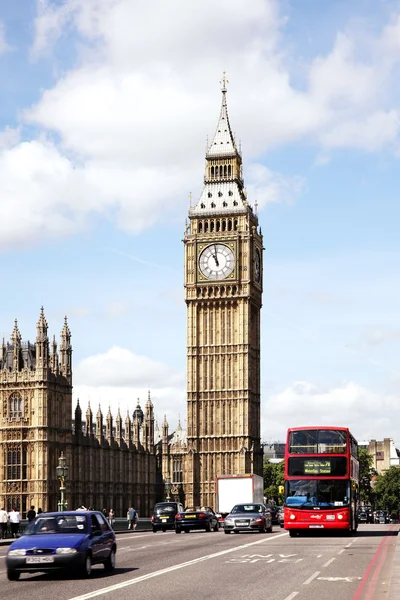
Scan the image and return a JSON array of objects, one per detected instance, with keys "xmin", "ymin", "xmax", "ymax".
[
  {"xmin": 56, "ymin": 548, "xmax": 78, "ymax": 554},
  {"xmin": 224, "ymin": 519, "xmax": 234, "ymax": 525},
  {"xmin": 8, "ymin": 549, "xmax": 26, "ymax": 556}
]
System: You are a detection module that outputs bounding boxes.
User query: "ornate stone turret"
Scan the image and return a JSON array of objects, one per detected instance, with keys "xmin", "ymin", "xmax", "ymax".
[
  {"xmin": 74, "ymin": 398, "xmax": 82, "ymax": 439},
  {"xmin": 144, "ymin": 390, "xmax": 155, "ymax": 451},
  {"xmin": 96, "ymin": 404, "xmax": 104, "ymax": 444},
  {"xmin": 11, "ymin": 319, "xmax": 22, "ymax": 372},
  {"xmin": 1, "ymin": 337, "xmax": 6, "ymax": 369},
  {"xmin": 133, "ymin": 400, "xmax": 144, "ymax": 426},
  {"xmin": 50, "ymin": 335, "xmax": 59, "ymax": 375},
  {"xmin": 133, "ymin": 402, "xmax": 141, "ymax": 447},
  {"xmin": 59, "ymin": 316, "xmax": 72, "ymax": 382},
  {"xmin": 125, "ymin": 410, "xmax": 132, "ymax": 446},
  {"xmin": 85, "ymin": 401, "xmax": 93, "ymax": 437},
  {"xmin": 106, "ymin": 405, "xmax": 113, "ymax": 444},
  {"xmin": 115, "ymin": 407, "xmax": 122, "ymax": 445},
  {"xmin": 35, "ymin": 308, "xmax": 49, "ymax": 376}
]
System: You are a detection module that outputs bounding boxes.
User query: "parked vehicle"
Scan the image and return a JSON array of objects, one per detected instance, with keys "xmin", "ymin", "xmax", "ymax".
[
  {"xmin": 6, "ymin": 511, "xmax": 116, "ymax": 580},
  {"xmin": 151, "ymin": 502, "xmax": 184, "ymax": 533},
  {"xmin": 374, "ymin": 510, "xmax": 389, "ymax": 524},
  {"xmin": 175, "ymin": 507, "xmax": 219, "ymax": 534},
  {"xmin": 224, "ymin": 503, "xmax": 272, "ymax": 534},
  {"xmin": 216, "ymin": 474, "xmax": 264, "ymax": 519},
  {"xmin": 277, "ymin": 507, "xmax": 284, "ymax": 528},
  {"xmin": 358, "ymin": 511, "xmax": 368, "ymax": 524},
  {"xmin": 265, "ymin": 503, "xmax": 280, "ymax": 525}
]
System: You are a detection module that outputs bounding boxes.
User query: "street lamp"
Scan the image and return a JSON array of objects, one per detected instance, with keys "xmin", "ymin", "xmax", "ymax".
[
  {"xmin": 56, "ymin": 451, "xmax": 68, "ymax": 511},
  {"xmin": 165, "ymin": 477, "xmax": 171, "ymax": 502}
]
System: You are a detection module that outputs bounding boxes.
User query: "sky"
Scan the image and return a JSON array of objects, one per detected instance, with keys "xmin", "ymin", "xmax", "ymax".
[{"xmin": 0, "ymin": 0, "xmax": 399, "ymax": 445}]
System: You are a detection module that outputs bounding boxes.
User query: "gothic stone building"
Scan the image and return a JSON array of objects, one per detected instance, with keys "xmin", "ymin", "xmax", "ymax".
[{"xmin": 0, "ymin": 310, "xmax": 156, "ymax": 516}]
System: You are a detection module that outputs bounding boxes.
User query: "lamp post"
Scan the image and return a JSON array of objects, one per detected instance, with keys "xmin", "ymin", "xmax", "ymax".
[
  {"xmin": 165, "ymin": 477, "xmax": 171, "ymax": 502},
  {"xmin": 56, "ymin": 451, "xmax": 68, "ymax": 511}
]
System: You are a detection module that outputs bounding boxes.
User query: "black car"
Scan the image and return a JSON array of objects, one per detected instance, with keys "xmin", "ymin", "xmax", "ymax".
[
  {"xmin": 6, "ymin": 511, "xmax": 116, "ymax": 580},
  {"xmin": 151, "ymin": 502, "xmax": 184, "ymax": 532},
  {"xmin": 265, "ymin": 504, "xmax": 280, "ymax": 525},
  {"xmin": 358, "ymin": 511, "xmax": 368, "ymax": 524},
  {"xmin": 175, "ymin": 507, "xmax": 219, "ymax": 533}
]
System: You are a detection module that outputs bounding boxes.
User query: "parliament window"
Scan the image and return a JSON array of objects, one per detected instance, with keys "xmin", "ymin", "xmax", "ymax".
[
  {"xmin": 9, "ymin": 392, "xmax": 23, "ymax": 419},
  {"xmin": 6, "ymin": 445, "xmax": 27, "ymax": 480}
]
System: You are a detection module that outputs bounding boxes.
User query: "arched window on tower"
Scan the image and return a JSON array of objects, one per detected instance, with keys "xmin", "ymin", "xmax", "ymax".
[
  {"xmin": 211, "ymin": 166, "xmax": 214, "ymax": 178},
  {"xmin": 224, "ymin": 165, "xmax": 227, "ymax": 177},
  {"xmin": 228, "ymin": 164, "xmax": 232, "ymax": 177},
  {"xmin": 9, "ymin": 392, "xmax": 23, "ymax": 420}
]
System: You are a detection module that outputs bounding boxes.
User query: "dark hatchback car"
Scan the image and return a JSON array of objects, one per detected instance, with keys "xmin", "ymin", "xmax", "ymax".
[
  {"xmin": 175, "ymin": 507, "xmax": 219, "ymax": 533},
  {"xmin": 6, "ymin": 511, "xmax": 116, "ymax": 580},
  {"xmin": 265, "ymin": 504, "xmax": 280, "ymax": 525},
  {"xmin": 223, "ymin": 503, "xmax": 273, "ymax": 534},
  {"xmin": 151, "ymin": 502, "xmax": 184, "ymax": 532}
]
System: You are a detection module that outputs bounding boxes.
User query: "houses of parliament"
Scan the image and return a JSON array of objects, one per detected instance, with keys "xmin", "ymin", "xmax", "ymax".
[{"xmin": 0, "ymin": 80, "xmax": 263, "ymax": 516}]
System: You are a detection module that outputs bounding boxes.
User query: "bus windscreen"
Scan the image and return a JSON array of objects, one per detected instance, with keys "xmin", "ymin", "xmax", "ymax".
[{"xmin": 288, "ymin": 429, "xmax": 347, "ymax": 454}]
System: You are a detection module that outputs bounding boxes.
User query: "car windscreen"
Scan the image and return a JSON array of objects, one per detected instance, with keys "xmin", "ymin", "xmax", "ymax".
[
  {"xmin": 24, "ymin": 515, "xmax": 88, "ymax": 534},
  {"xmin": 231, "ymin": 505, "xmax": 263, "ymax": 513}
]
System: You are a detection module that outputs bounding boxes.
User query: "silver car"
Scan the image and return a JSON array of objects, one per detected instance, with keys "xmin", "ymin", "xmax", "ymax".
[{"xmin": 223, "ymin": 503, "xmax": 273, "ymax": 534}]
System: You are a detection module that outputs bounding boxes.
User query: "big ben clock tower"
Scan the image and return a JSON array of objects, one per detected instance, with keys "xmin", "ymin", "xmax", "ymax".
[{"xmin": 184, "ymin": 76, "xmax": 263, "ymax": 508}]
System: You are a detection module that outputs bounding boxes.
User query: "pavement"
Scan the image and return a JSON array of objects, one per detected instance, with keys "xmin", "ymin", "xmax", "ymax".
[{"xmin": 389, "ymin": 527, "xmax": 400, "ymax": 599}]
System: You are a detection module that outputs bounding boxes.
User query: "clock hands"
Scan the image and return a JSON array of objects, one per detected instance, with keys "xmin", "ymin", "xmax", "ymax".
[{"xmin": 212, "ymin": 245, "xmax": 219, "ymax": 267}]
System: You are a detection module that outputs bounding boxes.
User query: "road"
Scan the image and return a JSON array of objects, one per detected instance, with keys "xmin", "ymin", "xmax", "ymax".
[{"xmin": 0, "ymin": 524, "xmax": 398, "ymax": 600}]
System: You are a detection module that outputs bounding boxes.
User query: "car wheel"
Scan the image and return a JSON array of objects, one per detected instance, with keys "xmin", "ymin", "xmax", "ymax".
[
  {"xmin": 152, "ymin": 527, "xmax": 157, "ymax": 533},
  {"xmin": 81, "ymin": 554, "xmax": 92, "ymax": 578},
  {"xmin": 7, "ymin": 570, "xmax": 20, "ymax": 581},
  {"xmin": 175, "ymin": 527, "xmax": 181, "ymax": 534},
  {"xmin": 104, "ymin": 548, "xmax": 116, "ymax": 572},
  {"xmin": 266, "ymin": 523, "xmax": 273, "ymax": 533},
  {"xmin": 205, "ymin": 522, "xmax": 211, "ymax": 532},
  {"xmin": 213, "ymin": 523, "xmax": 219, "ymax": 532},
  {"xmin": 162, "ymin": 528, "xmax": 166, "ymax": 532},
  {"xmin": 224, "ymin": 530, "xmax": 230, "ymax": 534}
]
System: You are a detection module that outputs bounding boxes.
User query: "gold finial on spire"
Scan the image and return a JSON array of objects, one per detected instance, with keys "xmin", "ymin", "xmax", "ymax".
[{"xmin": 220, "ymin": 70, "xmax": 229, "ymax": 92}]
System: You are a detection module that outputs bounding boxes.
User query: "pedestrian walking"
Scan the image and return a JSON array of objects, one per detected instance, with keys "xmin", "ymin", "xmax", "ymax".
[
  {"xmin": 27, "ymin": 505, "xmax": 36, "ymax": 522},
  {"xmin": 8, "ymin": 506, "xmax": 21, "ymax": 538},
  {"xmin": 127, "ymin": 507, "xmax": 138, "ymax": 530},
  {"xmin": 108, "ymin": 508, "xmax": 115, "ymax": 528},
  {"xmin": 0, "ymin": 507, "xmax": 7, "ymax": 539}
]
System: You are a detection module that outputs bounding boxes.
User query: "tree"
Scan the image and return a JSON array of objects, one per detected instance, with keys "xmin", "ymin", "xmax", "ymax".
[
  {"xmin": 372, "ymin": 466, "xmax": 400, "ymax": 518},
  {"xmin": 358, "ymin": 448, "xmax": 376, "ymax": 505},
  {"xmin": 263, "ymin": 459, "xmax": 284, "ymax": 504}
]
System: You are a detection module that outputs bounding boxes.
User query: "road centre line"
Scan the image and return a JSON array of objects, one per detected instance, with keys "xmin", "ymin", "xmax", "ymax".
[
  {"xmin": 323, "ymin": 557, "xmax": 336, "ymax": 568},
  {"xmin": 303, "ymin": 571, "xmax": 320, "ymax": 585},
  {"xmin": 68, "ymin": 531, "xmax": 288, "ymax": 600},
  {"xmin": 337, "ymin": 549, "xmax": 345, "ymax": 555},
  {"xmin": 283, "ymin": 593, "xmax": 299, "ymax": 600}
]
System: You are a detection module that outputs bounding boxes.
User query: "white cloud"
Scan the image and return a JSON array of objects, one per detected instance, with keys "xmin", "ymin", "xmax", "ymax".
[
  {"xmin": 73, "ymin": 346, "xmax": 186, "ymax": 428},
  {"xmin": 0, "ymin": 0, "xmax": 398, "ymax": 249},
  {"xmin": 262, "ymin": 380, "xmax": 399, "ymax": 444}
]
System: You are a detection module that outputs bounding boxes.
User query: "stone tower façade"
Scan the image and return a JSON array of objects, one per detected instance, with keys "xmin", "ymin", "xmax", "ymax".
[
  {"xmin": 0, "ymin": 309, "xmax": 156, "ymax": 516},
  {"xmin": 183, "ymin": 79, "xmax": 264, "ymax": 508}
]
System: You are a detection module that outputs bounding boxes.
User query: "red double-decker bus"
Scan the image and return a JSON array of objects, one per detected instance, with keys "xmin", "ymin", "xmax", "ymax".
[{"xmin": 284, "ymin": 426, "xmax": 359, "ymax": 536}]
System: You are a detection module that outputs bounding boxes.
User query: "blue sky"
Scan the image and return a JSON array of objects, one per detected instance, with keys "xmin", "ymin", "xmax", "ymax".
[{"xmin": 1, "ymin": 0, "xmax": 399, "ymax": 444}]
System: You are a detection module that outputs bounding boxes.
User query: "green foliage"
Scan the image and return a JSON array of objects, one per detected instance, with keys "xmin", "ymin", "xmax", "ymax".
[
  {"xmin": 263, "ymin": 458, "xmax": 284, "ymax": 504},
  {"xmin": 372, "ymin": 466, "xmax": 400, "ymax": 516},
  {"xmin": 358, "ymin": 448, "xmax": 377, "ymax": 505}
]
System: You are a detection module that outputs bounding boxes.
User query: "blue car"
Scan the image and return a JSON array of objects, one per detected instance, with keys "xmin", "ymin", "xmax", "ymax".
[{"xmin": 6, "ymin": 511, "xmax": 116, "ymax": 581}]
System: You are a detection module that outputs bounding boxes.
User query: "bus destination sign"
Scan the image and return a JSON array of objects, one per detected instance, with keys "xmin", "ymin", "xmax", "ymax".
[{"xmin": 304, "ymin": 459, "xmax": 331, "ymax": 475}]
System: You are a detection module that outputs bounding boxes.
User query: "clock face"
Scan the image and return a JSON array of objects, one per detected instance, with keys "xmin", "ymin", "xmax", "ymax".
[
  {"xmin": 199, "ymin": 244, "xmax": 235, "ymax": 280},
  {"xmin": 254, "ymin": 248, "xmax": 261, "ymax": 283}
]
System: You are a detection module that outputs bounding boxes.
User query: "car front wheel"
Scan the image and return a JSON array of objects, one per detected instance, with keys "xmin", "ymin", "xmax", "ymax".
[
  {"xmin": 104, "ymin": 548, "xmax": 116, "ymax": 572},
  {"xmin": 81, "ymin": 554, "xmax": 92, "ymax": 578},
  {"xmin": 7, "ymin": 570, "xmax": 20, "ymax": 581}
]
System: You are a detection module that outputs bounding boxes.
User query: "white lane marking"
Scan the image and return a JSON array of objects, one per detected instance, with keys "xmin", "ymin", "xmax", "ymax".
[
  {"xmin": 68, "ymin": 531, "xmax": 288, "ymax": 600},
  {"xmin": 322, "ymin": 557, "xmax": 336, "ymax": 568},
  {"xmin": 283, "ymin": 593, "xmax": 299, "ymax": 600},
  {"xmin": 317, "ymin": 576, "xmax": 361, "ymax": 582},
  {"xmin": 337, "ymin": 549, "xmax": 345, "ymax": 555},
  {"xmin": 303, "ymin": 571, "xmax": 320, "ymax": 585}
]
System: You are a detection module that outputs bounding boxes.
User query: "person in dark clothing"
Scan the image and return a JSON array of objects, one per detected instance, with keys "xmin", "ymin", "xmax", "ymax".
[{"xmin": 27, "ymin": 505, "xmax": 36, "ymax": 522}]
